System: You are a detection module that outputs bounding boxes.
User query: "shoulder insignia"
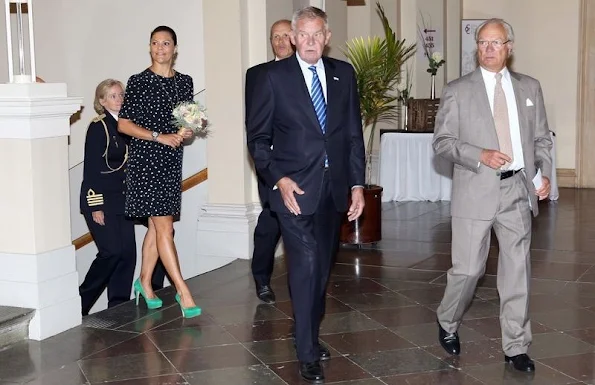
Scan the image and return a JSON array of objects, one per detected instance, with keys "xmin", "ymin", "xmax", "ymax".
[{"xmin": 92, "ymin": 114, "xmax": 106, "ymax": 123}]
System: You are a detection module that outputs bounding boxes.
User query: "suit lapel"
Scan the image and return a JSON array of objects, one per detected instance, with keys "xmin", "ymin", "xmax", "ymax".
[
  {"xmin": 287, "ymin": 55, "xmax": 323, "ymax": 134},
  {"xmin": 323, "ymin": 57, "xmax": 339, "ymax": 134},
  {"xmin": 510, "ymin": 71, "xmax": 529, "ymax": 148}
]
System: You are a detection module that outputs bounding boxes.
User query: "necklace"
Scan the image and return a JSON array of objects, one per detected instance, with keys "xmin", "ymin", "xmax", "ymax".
[{"xmin": 151, "ymin": 70, "xmax": 179, "ymax": 109}]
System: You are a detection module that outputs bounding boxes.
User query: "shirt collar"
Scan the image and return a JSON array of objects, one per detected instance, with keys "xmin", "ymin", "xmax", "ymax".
[
  {"xmin": 107, "ymin": 110, "xmax": 119, "ymax": 121},
  {"xmin": 480, "ymin": 66, "xmax": 510, "ymax": 83},
  {"xmin": 295, "ymin": 52, "xmax": 324, "ymax": 72}
]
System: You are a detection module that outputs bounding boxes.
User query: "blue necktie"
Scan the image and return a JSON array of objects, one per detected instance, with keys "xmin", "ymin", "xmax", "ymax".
[{"xmin": 309, "ymin": 65, "xmax": 328, "ymax": 167}]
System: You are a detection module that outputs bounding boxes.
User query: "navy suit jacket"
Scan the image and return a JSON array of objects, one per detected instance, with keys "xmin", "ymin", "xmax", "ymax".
[
  {"xmin": 246, "ymin": 60, "xmax": 275, "ymax": 205},
  {"xmin": 80, "ymin": 112, "xmax": 129, "ymax": 215},
  {"xmin": 246, "ymin": 54, "xmax": 365, "ymax": 216}
]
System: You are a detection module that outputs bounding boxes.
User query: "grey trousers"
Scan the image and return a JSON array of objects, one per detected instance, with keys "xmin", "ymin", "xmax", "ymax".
[{"xmin": 437, "ymin": 172, "xmax": 532, "ymax": 356}]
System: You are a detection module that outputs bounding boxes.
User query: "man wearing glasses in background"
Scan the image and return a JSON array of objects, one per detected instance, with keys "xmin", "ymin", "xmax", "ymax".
[{"xmin": 432, "ymin": 18, "xmax": 552, "ymax": 373}]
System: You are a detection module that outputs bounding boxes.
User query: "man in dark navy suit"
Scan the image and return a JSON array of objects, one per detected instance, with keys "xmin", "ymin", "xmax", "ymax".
[
  {"xmin": 246, "ymin": 19, "xmax": 295, "ymax": 305},
  {"xmin": 246, "ymin": 7, "xmax": 365, "ymax": 383}
]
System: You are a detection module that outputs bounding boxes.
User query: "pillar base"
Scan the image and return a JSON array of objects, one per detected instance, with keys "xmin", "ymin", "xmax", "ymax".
[
  {"xmin": 0, "ymin": 245, "xmax": 81, "ymax": 340},
  {"xmin": 196, "ymin": 203, "xmax": 260, "ymax": 261},
  {"xmin": 196, "ymin": 203, "xmax": 284, "ymax": 271}
]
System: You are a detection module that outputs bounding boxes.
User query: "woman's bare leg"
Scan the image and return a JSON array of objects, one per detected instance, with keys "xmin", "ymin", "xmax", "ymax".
[
  {"xmin": 138, "ymin": 219, "xmax": 159, "ymax": 298},
  {"xmin": 151, "ymin": 215, "xmax": 197, "ymax": 307}
]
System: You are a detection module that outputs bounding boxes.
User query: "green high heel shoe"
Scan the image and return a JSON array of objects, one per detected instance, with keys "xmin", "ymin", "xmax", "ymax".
[
  {"xmin": 175, "ymin": 293, "xmax": 201, "ymax": 318},
  {"xmin": 133, "ymin": 278, "xmax": 163, "ymax": 309}
]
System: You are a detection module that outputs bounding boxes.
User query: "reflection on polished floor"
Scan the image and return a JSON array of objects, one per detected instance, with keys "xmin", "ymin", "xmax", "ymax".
[{"xmin": 3, "ymin": 187, "xmax": 595, "ymax": 384}]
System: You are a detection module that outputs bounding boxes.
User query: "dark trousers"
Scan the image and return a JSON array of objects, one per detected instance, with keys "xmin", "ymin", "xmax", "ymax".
[
  {"xmin": 277, "ymin": 171, "xmax": 342, "ymax": 362},
  {"xmin": 252, "ymin": 205, "xmax": 281, "ymax": 286},
  {"xmin": 80, "ymin": 212, "xmax": 137, "ymax": 315}
]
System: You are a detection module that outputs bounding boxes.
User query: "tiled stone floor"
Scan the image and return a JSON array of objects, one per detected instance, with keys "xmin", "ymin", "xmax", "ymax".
[{"xmin": 2, "ymin": 187, "xmax": 595, "ymax": 384}]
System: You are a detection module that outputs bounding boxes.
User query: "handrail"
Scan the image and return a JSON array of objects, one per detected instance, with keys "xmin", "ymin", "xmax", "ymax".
[{"xmin": 72, "ymin": 167, "xmax": 208, "ymax": 250}]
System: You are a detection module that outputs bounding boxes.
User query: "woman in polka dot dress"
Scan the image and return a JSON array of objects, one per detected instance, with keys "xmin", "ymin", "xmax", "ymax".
[{"xmin": 118, "ymin": 25, "xmax": 201, "ymax": 318}]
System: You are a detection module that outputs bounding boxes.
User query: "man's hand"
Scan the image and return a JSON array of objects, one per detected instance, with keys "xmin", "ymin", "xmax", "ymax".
[
  {"xmin": 481, "ymin": 149, "xmax": 512, "ymax": 170},
  {"xmin": 348, "ymin": 187, "xmax": 365, "ymax": 221},
  {"xmin": 277, "ymin": 177, "xmax": 304, "ymax": 215},
  {"xmin": 535, "ymin": 176, "xmax": 551, "ymax": 200}
]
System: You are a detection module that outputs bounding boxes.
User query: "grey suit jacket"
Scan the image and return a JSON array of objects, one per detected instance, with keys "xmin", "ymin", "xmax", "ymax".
[{"xmin": 433, "ymin": 67, "xmax": 552, "ymax": 220}]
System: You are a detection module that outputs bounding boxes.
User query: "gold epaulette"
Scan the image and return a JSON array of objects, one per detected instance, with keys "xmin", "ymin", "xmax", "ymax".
[
  {"xmin": 92, "ymin": 114, "xmax": 106, "ymax": 123},
  {"xmin": 86, "ymin": 189, "xmax": 104, "ymax": 207}
]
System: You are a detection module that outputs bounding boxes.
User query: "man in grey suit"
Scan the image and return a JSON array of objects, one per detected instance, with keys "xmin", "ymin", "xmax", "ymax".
[{"xmin": 433, "ymin": 18, "xmax": 552, "ymax": 373}]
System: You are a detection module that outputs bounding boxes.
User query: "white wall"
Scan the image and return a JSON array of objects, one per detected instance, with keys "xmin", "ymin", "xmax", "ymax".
[
  {"xmin": 463, "ymin": 0, "xmax": 580, "ymax": 169},
  {"xmin": 266, "ymin": 0, "xmax": 294, "ymax": 61},
  {"xmin": 324, "ymin": 0, "xmax": 348, "ymax": 60}
]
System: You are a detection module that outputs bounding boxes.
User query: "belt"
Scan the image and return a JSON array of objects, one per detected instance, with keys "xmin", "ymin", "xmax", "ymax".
[{"xmin": 500, "ymin": 169, "xmax": 522, "ymax": 180}]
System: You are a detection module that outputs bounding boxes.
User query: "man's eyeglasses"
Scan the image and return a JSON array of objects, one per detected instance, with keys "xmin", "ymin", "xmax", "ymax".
[{"xmin": 477, "ymin": 40, "xmax": 510, "ymax": 49}]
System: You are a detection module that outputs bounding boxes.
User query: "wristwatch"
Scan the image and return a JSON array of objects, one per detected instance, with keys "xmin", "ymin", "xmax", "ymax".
[{"xmin": 151, "ymin": 131, "xmax": 159, "ymax": 141}]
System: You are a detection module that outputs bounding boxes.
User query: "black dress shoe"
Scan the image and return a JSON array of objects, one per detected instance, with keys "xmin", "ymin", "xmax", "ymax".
[
  {"xmin": 299, "ymin": 361, "xmax": 324, "ymax": 383},
  {"xmin": 319, "ymin": 345, "xmax": 331, "ymax": 361},
  {"xmin": 438, "ymin": 321, "xmax": 460, "ymax": 355},
  {"xmin": 256, "ymin": 284, "xmax": 276, "ymax": 304},
  {"xmin": 292, "ymin": 339, "xmax": 331, "ymax": 361},
  {"xmin": 505, "ymin": 354, "xmax": 535, "ymax": 372}
]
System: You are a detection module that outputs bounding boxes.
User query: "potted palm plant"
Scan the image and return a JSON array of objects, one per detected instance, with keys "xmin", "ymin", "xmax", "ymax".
[{"xmin": 339, "ymin": 2, "xmax": 416, "ymax": 245}]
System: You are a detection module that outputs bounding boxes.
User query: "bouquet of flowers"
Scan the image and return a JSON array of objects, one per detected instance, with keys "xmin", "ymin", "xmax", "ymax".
[{"xmin": 172, "ymin": 98, "xmax": 210, "ymax": 138}]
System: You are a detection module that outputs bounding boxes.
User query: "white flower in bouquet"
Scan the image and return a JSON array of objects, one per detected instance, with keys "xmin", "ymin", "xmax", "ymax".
[
  {"xmin": 431, "ymin": 52, "xmax": 443, "ymax": 62},
  {"xmin": 172, "ymin": 100, "xmax": 210, "ymax": 138}
]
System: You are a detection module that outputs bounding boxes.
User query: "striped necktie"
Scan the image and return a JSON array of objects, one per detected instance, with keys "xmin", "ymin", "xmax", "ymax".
[
  {"xmin": 309, "ymin": 65, "xmax": 328, "ymax": 167},
  {"xmin": 309, "ymin": 65, "xmax": 327, "ymax": 133}
]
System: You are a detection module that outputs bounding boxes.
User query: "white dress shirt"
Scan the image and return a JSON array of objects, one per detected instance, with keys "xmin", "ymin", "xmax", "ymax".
[
  {"xmin": 108, "ymin": 111, "xmax": 118, "ymax": 121},
  {"xmin": 480, "ymin": 66, "xmax": 524, "ymax": 171},
  {"xmin": 296, "ymin": 53, "xmax": 327, "ymax": 102}
]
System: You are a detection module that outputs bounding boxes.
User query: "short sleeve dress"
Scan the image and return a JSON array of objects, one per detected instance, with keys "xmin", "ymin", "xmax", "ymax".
[{"xmin": 119, "ymin": 69, "xmax": 194, "ymax": 218}]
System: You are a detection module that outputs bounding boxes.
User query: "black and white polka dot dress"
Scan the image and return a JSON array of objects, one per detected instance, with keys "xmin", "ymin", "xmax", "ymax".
[{"xmin": 119, "ymin": 69, "xmax": 194, "ymax": 218}]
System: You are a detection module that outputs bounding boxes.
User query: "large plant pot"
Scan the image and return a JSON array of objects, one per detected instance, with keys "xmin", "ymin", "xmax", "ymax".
[{"xmin": 340, "ymin": 184, "xmax": 383, "ymax": 245}]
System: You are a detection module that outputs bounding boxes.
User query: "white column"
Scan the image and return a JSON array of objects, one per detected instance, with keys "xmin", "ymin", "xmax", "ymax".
[
  {"xmin": 197, "ymin": 0, "xmax": 268, "ymax": 263},
  {"xmin": 0, "ymin": 82, "xmax": 82, "ymax": 340}
]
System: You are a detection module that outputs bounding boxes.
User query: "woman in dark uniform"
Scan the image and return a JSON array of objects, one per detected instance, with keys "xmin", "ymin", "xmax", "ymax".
[
  {"xmin": 118, "ymin": 26, "xmax": 200, "ymax": 318},
  {"xmin": 79, "ymin": 79, "xmax": 136, "ymax": 316}
]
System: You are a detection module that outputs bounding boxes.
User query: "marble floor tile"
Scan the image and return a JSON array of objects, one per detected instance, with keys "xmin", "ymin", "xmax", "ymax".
[
  {"xmin": 333, "ymin": 291, "xmax": 416, "ymax": 311},
  {"xmin": 163, "ymin": 344, "xmax": 260, "ymax": 373},
  {"xmin": 349, "ymin": 347, "xmax": 450, "ymax": 377},
  {"xmin": 319, "ymin": 311, "xmax": 384, "ymax": 335},
  {"xmin": 78, "ymin": 352, "xmax": 176, "ymax": 384},
  {"xmin": 381, "ymin": 370, "xmax": 484, "ymax": 385},
  {"xmin": 147, "ymin": 325, "xmax": 237, "ymax": 351},
  {"xmin": 392, "ymin": 322, "xmax": 489, "ymax": 347},
  {"xmin": 528, "ymin": 332, "xmax": 593, "ymax": 359},
  {"xmin": 183, "ymin": 365, "xmax": 285, "ymax": 385},
  {"xmin": 269, "ymin": 357, "xmax": 372, "ymax": 384},
  {"xmin": 538, "ymin": 352, "xmax": 595, "ymax": 383},
  {"xmin": 464, "ymin": 361, "xmax": 578, "ymax": 385},
  {"xmin": 362, "ymin": 306, "xmax": 437, "ymax": 328},
  {"xmin": 223, "ymin": 318, "xmax": 295, "ymax": 342},
  {"xmin": 321, "ymin": 329, "xmax": 414, "ymax": 354}
]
